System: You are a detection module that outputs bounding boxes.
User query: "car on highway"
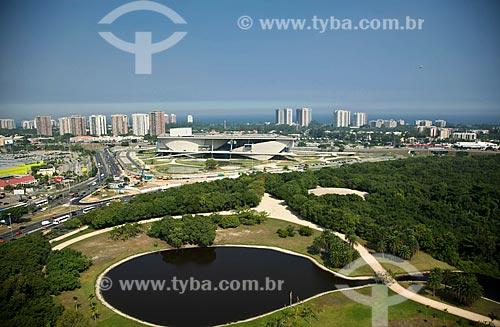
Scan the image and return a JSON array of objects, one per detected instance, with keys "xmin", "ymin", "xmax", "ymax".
[
  {"xmin": 15, "ymin": 231, "xmax": 23, "ymax": 235},
  {"xmin": 41, "ymin": 220, "xmax": 51, "ymax": 226}
]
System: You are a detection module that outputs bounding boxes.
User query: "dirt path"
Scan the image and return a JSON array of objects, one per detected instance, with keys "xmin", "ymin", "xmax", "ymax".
[
  {"xmin": 53, "ymin": 193, "xmax": 499, "ymax": 326},
  {"xmin": 255, "ymin": 193, "xmax": 500, "ymax": 326}
]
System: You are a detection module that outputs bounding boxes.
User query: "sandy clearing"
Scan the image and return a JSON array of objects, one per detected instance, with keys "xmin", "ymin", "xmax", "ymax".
[
  {"xmin": 308, "ymin": 187, "xmax": 368, "ymax": 198},
  {"xmin": 255, "ymin": 193, "xmax": 324, "ymax": 230}
]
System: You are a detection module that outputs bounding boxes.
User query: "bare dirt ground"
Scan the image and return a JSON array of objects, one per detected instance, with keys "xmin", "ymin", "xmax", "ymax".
[{"xmin": 308, "ymin": 187, "xmax": 368, "ymax": 198}]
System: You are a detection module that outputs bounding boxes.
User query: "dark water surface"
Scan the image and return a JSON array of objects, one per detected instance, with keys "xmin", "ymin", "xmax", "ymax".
[{"xmin": 102, "ymin": 246, "xmax": 372, "ymax": 327}]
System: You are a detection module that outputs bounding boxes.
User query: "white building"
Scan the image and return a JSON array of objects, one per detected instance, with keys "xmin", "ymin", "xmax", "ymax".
[
  {"xmin": 187, "ymin": 115, "xmax": 193, "ymax": 124},
  {"xmin": 0, "ymin": 119, "xmax": 16, "ymax": 129},
  {"xmin": 369, "ymin": 119, "xmax": 384, "ymax": 128},
  {"xmin": 157, "ymin": 128, "xmax": 294, "ymax": 160},
  {"xmin": 22, "ymin": 120, "xmax": 36, "ymax": 129},
  {"xmin": 435, "ymin": 119, "xmax": 447, "ymax": 128},
  {"xmin": 453, "ymin": 141, "xmax": 498, "ymax": 150},
  {"xmin": 439, "ymin": 128, "xmax": 451, "ymax": 139},
  {"xmin": 275, "ymin": 108, "xmax": 293, "ymax": 125},
  {"xmin": 295, "ymin": 108, "xmax": 312, "ymax": 127},
  {"xmin": 334, "ymin": 110, "xmax": 351, "ymax": 127},
  {"xmin": 452, "ymin": 132, "xmax": 477, "ymax": 141},
  {"xmin": 89, "ymin": 115, "xmax": 107, "ymax": 136},
  {"xmin": 170, "ymin": 114, "xmax": 177, "ymax": 124},
  {"xmin": 132, "ymin": 113, "xmax": 149, "ymax": 136},
  {"xmin": 429, "ymin": 126, "xmax": 439, "ymax": 138},
  {"xmin": 352, "ymin": 112, "xmax": 367, "ymax": 127},
  {"xmin": 415, "ymin": 120, "xmax": 433, "ymax": 127},
  {"xmin": 383, "ymin": 119, "xmax": 398, "ymax": 128}
]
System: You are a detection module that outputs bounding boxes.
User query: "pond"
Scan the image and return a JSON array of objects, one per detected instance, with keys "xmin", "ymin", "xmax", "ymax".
[{"xmin": 100, "ymin": 246, "xmax": 373, "ymax": 327}]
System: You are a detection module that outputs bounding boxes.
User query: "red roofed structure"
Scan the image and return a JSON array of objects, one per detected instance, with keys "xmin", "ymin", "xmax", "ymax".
[{"xmin": 0, "ymin": 175, "xmax": 37, "ymax": 190}]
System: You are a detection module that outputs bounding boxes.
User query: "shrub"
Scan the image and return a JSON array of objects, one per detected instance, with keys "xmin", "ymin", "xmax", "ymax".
[
  {"xmin": 218, "ymin": 215, "xmax": 241, "ymax": 229},
  {"xmin": 277, "ymin": 229, "xmax": 289, "ymax": 238},
  {"xmin": 298, "ymin": 226, "xmax": 314, "ymax": 236},
  {"xmin": 286, "ymin": 225, "xmax": 296, "ymax": 237}
]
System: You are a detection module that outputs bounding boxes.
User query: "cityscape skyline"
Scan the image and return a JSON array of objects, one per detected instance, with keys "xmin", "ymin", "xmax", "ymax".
[
  {"xmin": 1, "ymin": 0, "xmax": 499, "ymax": 123},
  {"xmin": 0, "ymin": 108, "xmax": 464, "ymax": 139}
]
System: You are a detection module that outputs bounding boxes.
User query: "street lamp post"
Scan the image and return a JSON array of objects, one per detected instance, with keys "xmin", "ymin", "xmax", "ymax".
[{"xmin": 7, "ymin": 213, "xmax": 13, "ymax": 238}]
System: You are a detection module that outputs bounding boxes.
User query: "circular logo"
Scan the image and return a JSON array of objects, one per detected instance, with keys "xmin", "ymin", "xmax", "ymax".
[
  {"xmin": 335, "ymin": 253, "xmax": 424, "ymax": 327},
  {"xmin": 237, "ymin": 15, "xmax": 253, "ymax": 30},
  {"xmin": 99, "ymin": 276, "xmax": 113, "ymax": 291}
]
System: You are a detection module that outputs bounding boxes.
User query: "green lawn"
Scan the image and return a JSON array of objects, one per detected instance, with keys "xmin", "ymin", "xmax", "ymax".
[
  {"xmin": 399, "ymin": 282, "xmax": 500, "ymax": 318},
  {"xmin": 55, "ymin": 218, "xmax": 489, "ymax": 327},
  {"xmin": 217, "ymin": 218, "xmax": 374, "ymax": 277},
  {"xmin": 49, "ymin": 227, "xmax": 96, "ymax": 247},
  {"xmin": 379, "ymin": 251, "xmax": 456, "ymax": 275}
]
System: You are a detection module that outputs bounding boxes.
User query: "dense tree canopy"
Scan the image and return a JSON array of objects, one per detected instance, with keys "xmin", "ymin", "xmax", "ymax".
[
  {"xmin": 310, "ymin": 230, "xmax": 360, "ymax": 268},
  {"xmin": 46, "ymin": 248, "xmax": 92, "ymax": 295},
  {"xmin": 266, "ymin": 155, "xmax": 500, "ymax": 277},
  {"xmin": 148, "ymin": 215, "xmax": 216, "ymax": 247},
  {"xmin": 0, "ymin": 236, "xmax": 59, "ymax": 326},
  {"xmin": 0, "ymin": 234, "xmax": 91, "ymax": 326},
  {"xmin": 80, "ymin": 174, "xmax": 265, "ymax": 229}
]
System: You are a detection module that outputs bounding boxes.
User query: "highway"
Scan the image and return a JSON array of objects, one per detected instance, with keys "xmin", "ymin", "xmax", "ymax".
[{"xmin": 0, "ymin": 149, "xmax": 124, "ymax": 242}]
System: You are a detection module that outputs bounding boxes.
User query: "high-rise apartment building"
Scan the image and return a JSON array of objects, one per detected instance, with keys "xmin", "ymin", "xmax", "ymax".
[
  {"xmin": 132, "ymin": 113, "xmax": 150, "ymax": 136},
  {"xmin": 415, "ymin": 120, "xmax": 433, "ymax": 127},
  {"xmin": 149, "ymin": 110, "xmax": 166, "ymax": 136},
  {"xmin": 439, "ymin": 128, "xmax": 451, "ymax": 139},
  {"xmin": 170, "ymin": 114, "xmax": 177, "ymax": 124},
  {"xmin": 275, "ymin": 108, "xmax": 293, "ymax": 125},
  {"xmin": 383, "ymin": 119, "xmax": 398, "ymax": 128},
  {"xmin": 187, "ymin": 115, "xmax": 193, "ymax": 124},
  {"xmin": 35, "ymin": 115, "xmax": 52, "ymax": 136},
  {"xmin": 89, "ymin": 115, "xmax": 107, "ymax": 136},
  {"xmin": 59, "ymin": 115, "xmax": 86, "ymax": 136},
  {"xmin": 296, "ymin": 108, "xmax": 312, "ymax": 127},
  {"xmin": 111, "ymin": 114, "xmax": 129, "ymax": 136},
  {"xmin": 0, "ymin": 119, "xmax": 16, "ymax": 129},
  {"xmin": 164, "ymin": 114, "xmax": 170, "ymax": 124},
  {"xmin": 435, "ymin": 119, "xmax": 447, "ymax": 128},
  {"xmin": 334, "ymin": 110, "xmax": 351, "ymax": 127},
  {"xmin": 22, "ymin": 120, "xmax": 36, "ymax": 130},
  {"xmin": 352, "ymin": 112, "xmax": 367, "ymax": 127},
  {"xmin": 369, "ymin": 119, "xmax": 384, "ymax": 128}
]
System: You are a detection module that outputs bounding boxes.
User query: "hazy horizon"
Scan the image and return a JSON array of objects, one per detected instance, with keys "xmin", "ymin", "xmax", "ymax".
[{"xmin": 1, "ymin": 0, "xmax": 499, "ymax": 124}]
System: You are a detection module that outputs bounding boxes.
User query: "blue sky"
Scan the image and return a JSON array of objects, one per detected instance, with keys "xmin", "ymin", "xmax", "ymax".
[{"xmin": 0, "ymin": 0, "xmax": 499, "ymax": 123}]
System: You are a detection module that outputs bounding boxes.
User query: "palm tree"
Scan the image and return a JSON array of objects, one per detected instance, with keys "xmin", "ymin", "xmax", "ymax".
[
  {"xmin": 397, "ymin": 245, "xmax": 412, "ymax": 260},
  {"xmin": 90, "ymin": 306, "xmax": 99, "ymax": 322},
  {"xmin": 299, "ymin": 305, "xmax": 318, "ymax": 323},
  {"xmin": 346, "ymin": 229, "xmax": 357, "ymax": 248},
  {"xmin": 376, "ymin": 239, "xmax": 387, "ymax": 255},
  {"xmin": 427, "ymin": 268, "xmax": 443, "ymax": 296},
  {"xmin": 449, "ymin": 274, "xmax": 483, "ymax": 306}
]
